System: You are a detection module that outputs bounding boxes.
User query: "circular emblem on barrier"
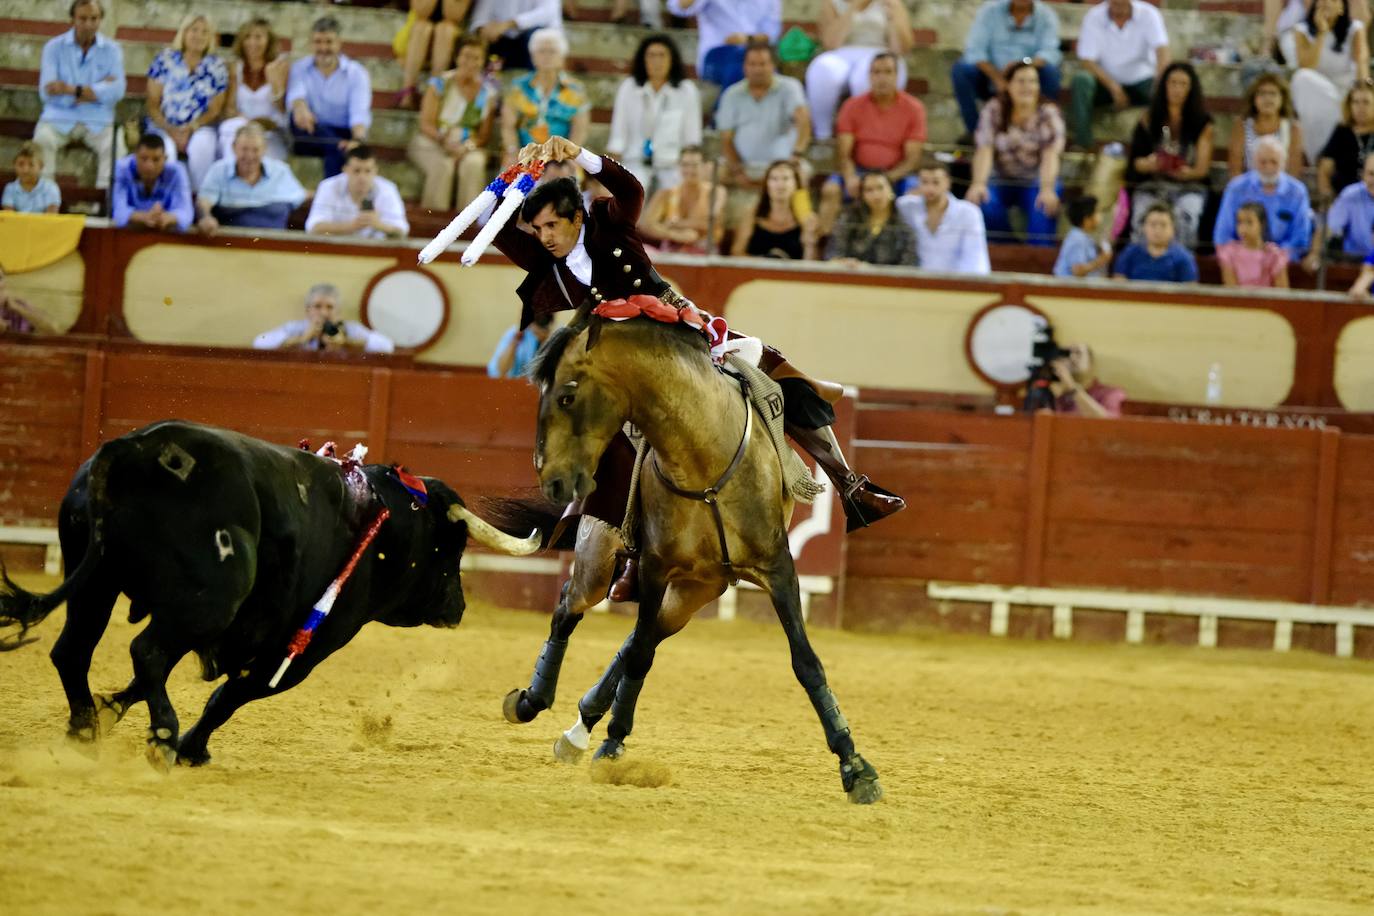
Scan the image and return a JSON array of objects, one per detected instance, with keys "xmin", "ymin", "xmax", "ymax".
[
  {"xmin": 361, "ymin": 266, "xmax": 450, "ymax": 352},
  {"xmin": 963, "ymin": 300, "xmax": 1051, "ymax": 390}
]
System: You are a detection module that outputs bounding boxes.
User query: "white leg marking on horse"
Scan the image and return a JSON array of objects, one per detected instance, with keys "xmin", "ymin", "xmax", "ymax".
[
  {"xmin": 564, "ymin": 716, "xmax": 591, "ymax": 751},
  {"xmin": 215, "ymin": 529, "xmax": 234, "ymax": 561}
]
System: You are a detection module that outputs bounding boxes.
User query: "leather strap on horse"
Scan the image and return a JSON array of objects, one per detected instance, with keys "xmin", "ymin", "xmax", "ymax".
[{"xmin": 651, "ymin": 374, "xmax": 754, "ymax": 584}]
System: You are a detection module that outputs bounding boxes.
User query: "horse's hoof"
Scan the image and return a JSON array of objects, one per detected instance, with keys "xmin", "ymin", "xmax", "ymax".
[
  {"xmin": 176, "ymin": 740, "xmax": 211, "ymax": 767},
  {"xmin": 841, "ymin": 754, "xmax": 884, "ymax": 805},
  {"xmin": 145, "ymin": 740, "xmax": 177, "ymax": 774},
  {"xmin": 93, "ymin": 694, "xmax": 126, "ymax": 737},
  {"xmin": 592, "ymin": 738, "xmax": 625, "ymax": 761},
  {"xmin": 553, "ymin": 733, "xmax": 585, "ymax": 765},
  {"xmin": 503, "ymin": 688, "xmax": 526, "ymax": 724}
]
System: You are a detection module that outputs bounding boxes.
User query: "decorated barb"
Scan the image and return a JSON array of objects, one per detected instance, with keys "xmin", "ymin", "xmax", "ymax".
[
  {"xmin": 417, "ymin": 161, "xmax": 545, "ymax": 266},
  {"xmin": 268, "ymin": 508, "xmax": 391, "ymax": 689}
]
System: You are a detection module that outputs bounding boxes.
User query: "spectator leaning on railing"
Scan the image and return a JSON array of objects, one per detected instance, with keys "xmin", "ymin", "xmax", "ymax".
[
  {"xmin": 1113, "ymin": 202, "xmax": 1199, "ymax": 283},
  {"xmin": 1218, "ymin": 201, "xmax": 1290, "ymax": 288},
  {"xmin": 806, "ymin": 0, "xmax": 914, "ymax": 142},
  {"xmin": 607, "ymin": 34, "xmax": 702, "ymax": 197},
  {"xmin": 828, "ymin": 172, "xmax": 916, "ymax": 267},
  {"xmin": 3, "ymin": 143, "xmax": 62, "ymax": 214},
  {"xmin": 305, "ymin": 145, "xmax": 409, "ymax": 240},
  {"xmin": 33, "ymin": 0, "xmax": 125, "ymax": 191},
  {"xmin": 818, "ymin": 52, "xmax": 925, "ymax": 236},
  {"xmin": 196, "ymin": 122, "xmax": 306, "ymax": 234},
  {"xmin": 1214, "ymin": 136, "xmax": 1313, "ymax": 263},
  {"xmin": 895, "ymin": 161, "xmax": 991, "ymax": 275},
  {"xmin": 288, "ymin": 16, "xmax": 373, "ymax": 179},
  {"xmin": 1307, "ymin": 153, "xmax": 1374, "ymax": 267},
  {"xmin": 112, "ymin": 132, "xmax": 194, "ymax": 233},
  {"xmin": 1053, "ymin": 196, "xmax": 1113, "ymax": 278},
  {"xmin": 951, "ymin": 0, "xmax": 1061, "ymax": 139},
  {"xmin": 1069, "ymin": 0, "xmax": 1171, "ymax": 151},
  {"xmin": 1051, "ymin": 343, "xmax": 1126, "ymax": 418}
]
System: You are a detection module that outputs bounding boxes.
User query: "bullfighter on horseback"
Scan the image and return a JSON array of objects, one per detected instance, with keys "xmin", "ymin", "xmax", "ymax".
[{"xmin": 491, "ymin": 136, "xmax": 905, "ymax": 563}]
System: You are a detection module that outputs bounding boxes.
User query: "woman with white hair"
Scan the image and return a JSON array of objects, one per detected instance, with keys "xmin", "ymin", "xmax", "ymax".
[
  {"xmin": 805, "ymin": 0, "xmax": 914, "ymax": 141},
  {"xmin": 500, "ymin": 28, "xmax": 589, "ymax": 165},
  {"xmin": 145, "ymin": 12, "xmax": 229, "ymax": 190}
]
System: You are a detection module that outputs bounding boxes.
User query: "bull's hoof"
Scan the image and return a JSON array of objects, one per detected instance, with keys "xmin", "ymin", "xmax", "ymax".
[
  {"xmin": 592, "ymin": 737, "xmax": 624, "ymax": 761},
  {"xmin": 145, "ymin": 740, "xmax": 177, "ymax": 774},
  {"xmin": 94, "ymin": 693, "xmax": 128, "ymax": 737},
  {"xmin": 840, "ymin": 754, "xmax": 884, "ymax": 805},
  {"xmin": 553, "ymin": 733, "xmax": 585, "ymax": 765}
]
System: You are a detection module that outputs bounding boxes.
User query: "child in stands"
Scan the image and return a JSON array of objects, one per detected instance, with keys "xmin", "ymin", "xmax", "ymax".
[{"xmin": 1, "ymin": 143, "xmax": 62, "ymax": 214}]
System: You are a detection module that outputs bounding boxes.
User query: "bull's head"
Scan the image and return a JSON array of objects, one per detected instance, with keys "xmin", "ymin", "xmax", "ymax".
[{"xmin": 529, "ymin": 319, "xmax": 629, "ymax": 506}]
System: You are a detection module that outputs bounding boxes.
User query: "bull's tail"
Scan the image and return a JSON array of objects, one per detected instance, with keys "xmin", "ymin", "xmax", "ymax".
[
  {"xmin": 474, "ymin": 492, "xmax": 576, "ymax": 552},
  {"xmin": 0, "ymin": 439, "xmax": 120, "ymax": 651}
]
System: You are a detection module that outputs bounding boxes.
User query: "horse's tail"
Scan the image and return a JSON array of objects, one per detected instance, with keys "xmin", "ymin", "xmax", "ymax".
[
  {"xmin": 0, "ymin": 440, "xmax": 120, "ymax": 651},
  {"xmin": 473, "ymin": 492, "xmax": 577, "ymax": 552}
]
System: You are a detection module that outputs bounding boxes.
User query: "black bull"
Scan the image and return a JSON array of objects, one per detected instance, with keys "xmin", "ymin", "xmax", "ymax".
[{"xmin": 0, "ymin": 420, "xmax": 537, "ymax": 768}]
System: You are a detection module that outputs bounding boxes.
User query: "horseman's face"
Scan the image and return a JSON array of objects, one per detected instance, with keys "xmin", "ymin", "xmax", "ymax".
[{"xmin": 530, "ymin": 204, "xmax": 583, "ymax": 259}]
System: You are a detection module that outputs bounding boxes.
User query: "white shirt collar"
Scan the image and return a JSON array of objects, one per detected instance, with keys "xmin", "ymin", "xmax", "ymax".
[{"xmin": 565, "ymin": 223, "xmax": 592, "ymax": 286}]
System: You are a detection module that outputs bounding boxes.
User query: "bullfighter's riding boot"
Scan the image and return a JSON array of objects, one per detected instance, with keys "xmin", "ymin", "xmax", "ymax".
[{"xmin": 787, "ymin": 424, "xmax": 906, "ymax": 533}]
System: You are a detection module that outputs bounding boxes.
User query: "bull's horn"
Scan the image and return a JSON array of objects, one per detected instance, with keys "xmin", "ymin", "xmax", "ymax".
[{"xmin": 447, "ymin": 504, "xmax": 542, "ymax": 556}]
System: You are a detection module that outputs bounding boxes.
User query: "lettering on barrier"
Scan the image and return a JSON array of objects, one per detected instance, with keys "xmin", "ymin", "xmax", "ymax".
[{"xmin": 1166, "ymin": 407, "xmax": 1328, "ymax": 430}]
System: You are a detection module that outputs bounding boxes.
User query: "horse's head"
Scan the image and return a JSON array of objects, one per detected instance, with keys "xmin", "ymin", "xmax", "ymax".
[{"xmin": 527, "ymin": 316, "xmax": 630, "ymax": 505}]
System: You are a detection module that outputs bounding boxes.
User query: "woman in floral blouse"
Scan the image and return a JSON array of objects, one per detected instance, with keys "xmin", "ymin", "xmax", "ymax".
[
  {"xmin": 146, "ymin": 12, "xmax": 229, "ymax": 191},
  {"xmin": 499, "ymin": 29, "xmax": 589, "ymax": 165},
  {"xmin": 966, "ymin": 59, "xmax": 1065, "ymax": 246}
]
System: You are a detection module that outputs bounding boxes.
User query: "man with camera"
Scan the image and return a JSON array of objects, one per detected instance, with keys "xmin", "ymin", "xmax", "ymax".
[
  {"xmin": 1024, "ymin": 329, "xmax": 1125, "ymax": 418},
  {"xmin": 253, "ymin": 282, "xmax": 395, "ymax": 354},
  {"xmin": 305, "ymin": 145, "xmax": 409, "ymax": 240}
]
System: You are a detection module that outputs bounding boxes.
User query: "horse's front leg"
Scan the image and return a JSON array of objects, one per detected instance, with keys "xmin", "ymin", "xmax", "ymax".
[
  {"xmin": 764, "ymin": 551, "xmax": 884, "ymax": 804},
  {"xmin": 504, "ymin": 518, "xmax": 619, "ymax": 724}
]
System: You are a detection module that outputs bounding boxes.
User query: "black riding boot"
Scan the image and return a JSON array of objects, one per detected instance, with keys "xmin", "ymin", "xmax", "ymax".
[{"xmin": 787, "ymin": 424, "xmax": 906, "ymax": 532}]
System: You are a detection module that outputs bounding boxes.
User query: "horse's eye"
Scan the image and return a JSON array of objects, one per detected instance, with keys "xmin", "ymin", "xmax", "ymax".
[{"xmin": 557, "ymin": 392, "xmax": 575, "ymax": 408}]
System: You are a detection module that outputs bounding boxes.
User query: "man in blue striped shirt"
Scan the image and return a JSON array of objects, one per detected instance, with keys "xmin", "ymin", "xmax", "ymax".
[
  {"xmin": 287, "ymin": 16, "xmax": 372, "ymax": 178},
  {"xmin": 112, "ymin": 133, "xmax": 192, "ymax": 233},
  {"xmin": 32, "ymin": 0, "xmax": 126, "ymax": 189}
]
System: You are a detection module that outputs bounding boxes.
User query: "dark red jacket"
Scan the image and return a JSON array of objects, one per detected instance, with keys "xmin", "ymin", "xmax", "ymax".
[{"xmin": 492, "ymin": 155, "xmax": 671, "ymax": 328}]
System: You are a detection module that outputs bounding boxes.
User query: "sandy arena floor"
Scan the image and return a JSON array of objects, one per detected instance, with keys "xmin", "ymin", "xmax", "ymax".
[{"xmin": 1, "ymin": 573, "xmax": 1372, "ymax": 915}]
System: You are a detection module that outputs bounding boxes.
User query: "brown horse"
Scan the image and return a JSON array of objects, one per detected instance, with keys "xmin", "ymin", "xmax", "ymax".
[{"xmin": 501, "ymin": 307, "xmax": 883, "ymax": 804}]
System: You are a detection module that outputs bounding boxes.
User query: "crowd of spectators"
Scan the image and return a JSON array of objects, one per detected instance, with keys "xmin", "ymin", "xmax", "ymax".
[{"xmin": 15, "ymin": 0, "xmax": 1374, "ymax": 324}]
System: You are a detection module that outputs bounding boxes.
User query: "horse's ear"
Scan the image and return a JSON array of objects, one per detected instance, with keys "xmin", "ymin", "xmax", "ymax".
[
  {"xmin": 586, "ymin": 315, "xmax": 604, "ymax": 351},
  {"xmin": 569, "ymin": 299, "xmax": 602, "ymax": 350}
]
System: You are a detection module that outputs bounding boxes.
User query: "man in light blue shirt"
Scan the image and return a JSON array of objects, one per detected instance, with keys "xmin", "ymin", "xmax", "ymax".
[
  {"xmin": 952, "ymin": 0, "xmax": 1061, "ymax": 135},
  {"xmin": 665, "ymin": 0, "xmax": 781, "ymax": 89},
  {"xmin": 112, "ymin": 133, "xmax": 193, "ymax": 233},
  {"xmin": 1213, "ymin": 137, "xmax": 1312, "ymax": 262},
  {"xmin": 487, "ymin": 314, "xmax": 554, "ymax": 378},
  {"xmin": 895, "ymin": 163, "xmax": 992, "ymax": 275},
  {"xmin": 195, "ymin": 123, "xmax": 306, "ymax": 234},
  {"xmin": 32, "ymin": 0, "xmax": 126, "ymax": 190},
  {"xmin": 1321, "ymin": 154, "xmax": 1374, "ymax": 258},
  {"xmin": 288, "ymin": 16, "xmax": 372, "ymax": 178}
]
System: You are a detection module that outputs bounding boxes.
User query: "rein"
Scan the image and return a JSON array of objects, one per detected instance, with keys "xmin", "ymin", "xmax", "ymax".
[{"xmin": 650, "ymin": 373, "xmax": 753, "ymax": 583}]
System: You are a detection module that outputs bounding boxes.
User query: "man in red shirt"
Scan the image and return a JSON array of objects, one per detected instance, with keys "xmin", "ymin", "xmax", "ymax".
[{"xmin": 818, "ymin": 52, "xmax": 926, "ymax": 236}]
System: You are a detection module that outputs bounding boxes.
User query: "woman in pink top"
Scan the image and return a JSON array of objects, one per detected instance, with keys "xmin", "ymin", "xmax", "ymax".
[{"xmin": 1217, "ymin": 201, "xmax": 1290, "ymax": 288}]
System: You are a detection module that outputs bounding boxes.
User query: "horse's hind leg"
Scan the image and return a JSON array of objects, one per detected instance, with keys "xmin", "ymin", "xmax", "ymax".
[
  {"xmin": 504, "ymin": 518, "xmax": 618, "ymax": 724},
  {"xmin": 765, "ymin": 555, "xmax": 883, "ymax": 805},
  {"xmin": 49, "ymin": 575, "xmax": 120, "ymax": 744}
]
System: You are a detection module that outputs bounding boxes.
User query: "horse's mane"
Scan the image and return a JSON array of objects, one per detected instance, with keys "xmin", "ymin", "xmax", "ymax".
[{"xmin": 526, "ymin": 314, "xmax": 712, "ymax": 388}]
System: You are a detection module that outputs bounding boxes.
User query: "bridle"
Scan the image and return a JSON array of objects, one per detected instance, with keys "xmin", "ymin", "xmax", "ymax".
[{"xmin": 650, "ymin": 373, "xmax": 753, "ymax": 584}]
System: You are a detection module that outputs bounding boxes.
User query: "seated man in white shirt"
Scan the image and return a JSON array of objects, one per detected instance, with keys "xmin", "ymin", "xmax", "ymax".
[
  {"xmin": 253, "ymin": 282, "xmax": 395, "ymax": 354},
  {"xmin": 304, "ymin": 145, "xmax": 409, "ymax": 240},
  {"xmin": 895, "ymin": 161, "xmax": 991, "ymax": 275}
]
